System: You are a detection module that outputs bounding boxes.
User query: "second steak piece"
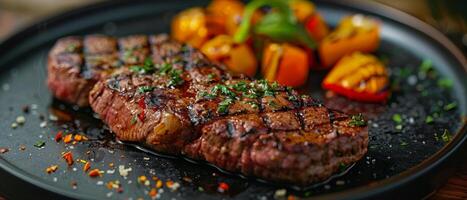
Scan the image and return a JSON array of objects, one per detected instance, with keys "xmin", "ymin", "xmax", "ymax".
[
  {"xmin": 47, "ymin": 34, "xmax": 177, "ymax": 106},
  {"xmin": 89, "ymin": 40, "xmax": 368, "ymax": 185}
]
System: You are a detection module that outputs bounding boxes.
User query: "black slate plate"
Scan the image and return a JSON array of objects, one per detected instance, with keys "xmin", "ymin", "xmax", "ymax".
[{"xmin": 0, "ymin": 0, "xmax": 466, "ymax": 199}]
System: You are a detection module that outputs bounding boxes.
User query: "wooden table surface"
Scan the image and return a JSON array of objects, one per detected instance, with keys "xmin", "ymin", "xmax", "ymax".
[{"xmin": 0, "ymin": 0, "xmax": 465, "ymax": 199}]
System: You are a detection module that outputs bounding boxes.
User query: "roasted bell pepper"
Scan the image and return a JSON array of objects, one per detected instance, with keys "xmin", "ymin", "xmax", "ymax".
[
  {"xmin": 206, "ymin": 0, "xmax": 245, "ymax": 35},
  {"xmin": 319, "ymin": 15, "xmax": 380, "ymax": 67},
  {"xmin": 322, "ymin": 52, "xmax": 389, "ymax": 102},
  {"xmin": 262, "ymin": 43, "xmax": 309, "ymax": 87},
  {"xmin": 171, "ymin": 7, "xmax": 223, "ymax": 48},
  {"xmin": 289, "ymin": 0, "xmax": 315, "ymax": 23},
  {"xmin": 234, "ymin": 0, "xmax": 316, "ymax": 49},
  {"xmin": 289, "ymin": 0, "xmax": 329, "ymax": 42},
  {"xmin": 201, "ymin": 35, "xmax": 257, "ymax": 77},
  {"xmin": 305, "ymin": 13, "xmax": 329, "ymax": 42}
]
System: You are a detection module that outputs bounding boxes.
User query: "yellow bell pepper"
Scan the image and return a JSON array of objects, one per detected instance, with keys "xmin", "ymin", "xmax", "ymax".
[
  {"xmin": 289, "ymin": 0, "xmax": 315, "ymax": 23},
  {"xmin": 206, "ymin": 0, "xmax": 245, "ymax": 35},
  {"xmin": 322, "ymin": 52, "xmax": 389, "ymax": 102},
  {"xmin": 319, "ymin": 15, "xmax": 380, "ymax": 67},
  {"xmin": 171, "ymin": 7, "xmax": 224, "ymax": 48},
  {"xmin": 200, "ymin": 35, "xmax": 257, "ymax": 77},
  {"xmin": 262, "ymin": 43, "xmax": 309, "ymax": 87}
]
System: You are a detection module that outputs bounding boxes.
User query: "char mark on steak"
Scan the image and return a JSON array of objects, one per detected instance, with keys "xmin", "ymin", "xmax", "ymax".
[{"xmin": 86, "ymin": 34, "xmax": 368, "ymax": 185}]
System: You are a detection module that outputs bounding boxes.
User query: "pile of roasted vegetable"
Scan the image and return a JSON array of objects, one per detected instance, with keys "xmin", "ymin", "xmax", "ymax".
[{"xmin": 171, "ymin": 0, "xmax": 389, "ymax": 102}]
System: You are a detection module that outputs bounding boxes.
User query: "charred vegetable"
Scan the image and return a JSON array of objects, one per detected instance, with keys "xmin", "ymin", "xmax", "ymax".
[
  {"xmin": 171, "ymin": 7, "xmax": 223, "ymax": 48},
  {"xmin": 290, "ymin": 0, "xmax": 329, "ymax": 42},
  {"xmin": 262, "ymin": 43, "xmax": 309, "ymax": 87},
  {"xmin": 201, "ymin": 35, "xmax": 257, "ymax": 77},
  {"xmin": 322, "ymin": 52, "xmax": 389, "ymax": 102},
  {"xmin": 319, "ymin": 15, "xmax": 380, "ymax": 67}
]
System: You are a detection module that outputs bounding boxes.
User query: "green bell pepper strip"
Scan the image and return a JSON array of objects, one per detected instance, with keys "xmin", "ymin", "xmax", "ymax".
[{"xmin": 233, "ymin": 0, "xmax": 316, "ymax": 49}]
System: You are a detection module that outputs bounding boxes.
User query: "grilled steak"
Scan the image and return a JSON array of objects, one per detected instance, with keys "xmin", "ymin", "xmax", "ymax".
[{"xmin": 85, "ymin": 34, "xmax": 368, "ymax": 185}]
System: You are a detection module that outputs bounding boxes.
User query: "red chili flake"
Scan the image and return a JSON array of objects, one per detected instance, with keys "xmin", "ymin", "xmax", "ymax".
[
  {"xmin": 62, "ymin": 151, "xmax": 74, "ymax": 166},
  {"xmin": 55, "ymin": 131, "xmax": 63, "ymax": 142},
  {"xmin": 137, "ymin": 111, "xmax": 145, "ymax": 122},
  {"xmin": 166, "ymin": 180, "xmax": 174, "ymax": 188},
  {"xmin": 46, "ymin": 165, "xmax": 58, "ymax": 174},
  {"xmin": 156, "ymin": 180, "xmax": 163, "ymax": 188},
  {"xmin": 137, "ymin": 97, "xmax": 146, "ymax": 121},
  {"xmin": 149, "ymin": 188, "xmax": 158, "ymax": 198},
  {"xmin": 217, "ymin": 182, "xmax": 229, "ymax": 192},
  {"xmin": 83, "ymin": 162, "xmax": 91, "ymax": 172},
  {"xmin": 88, "ymin": 169, "xmax": 101, "ymax": 177},
  {"xmin": 63, "ymin": 134, "xmax": 73, "ymax": 144},
  {"xmin": 74, "ymin": 134, "xmax": 83, "ymax": 142},
  {"xmin": 138, "ymin": 96, "xmax": 146, "ymax": 109},
  {"xmin": 0, "ymin": 148, "xmax": 9, "ymax": 154}
]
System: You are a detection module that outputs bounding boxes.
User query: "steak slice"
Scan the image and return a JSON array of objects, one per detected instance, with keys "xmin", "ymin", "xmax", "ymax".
[
  {"xmin": 88, "ymin": 36, "xmax": 369, "ymax": 185},
  {"xmin": 47, "ymin": 34, "xmax": 173, "ymax": 106}
]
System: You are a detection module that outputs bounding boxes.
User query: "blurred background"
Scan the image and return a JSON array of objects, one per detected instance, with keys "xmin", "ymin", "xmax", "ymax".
[{"xmin": 0, "ymin": 0, "xmax": 466, "ymax": 54}]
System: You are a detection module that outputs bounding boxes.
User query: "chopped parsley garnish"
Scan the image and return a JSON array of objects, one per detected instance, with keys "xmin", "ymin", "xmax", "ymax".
[
  {"xmin": 419, "ymin": 59, "xmax": 433, "ymax": 73},
  {"xmin": 212, "ymin": 84, "xmax": 236, "ymax": 98},
  {"xmin": 288, "ymin": 95, "xmax": 298, "ymax": 101},
  {"xmin": 207, "ymin": 73, "xmax": 215, "ymax": 81},
  {"xmin": 217, "ymin": 98, "xmax": 234, "ymax": 114},
  {"xmin": 66, "ymin": 44, "xmax": 77, "ymax": 52},
  {"xmin": 443, "ymin": 102, "xmax": 457, "ymax": 111},
  {"xmin": 348, "ymin": 113, "xmax": 366, "ymax": 127},
  {"xmin": 131, "ymin": 115, "xmax": 138, "ymax": 125},
  {"xmin": 425, "ymin": 115, "xmax": 434, "ymax": 124},
  {"xmin": 138, "ymin": 86, "xmax": 155, "ymax": 93},
  {"xmin": 158, "ymin": 63, "xmax": 173, "ymax": 75},
  {"xmin": 338, "ymin": 163, "xmax": 347, "ymax": 172},
  {"xmin": 34, "ymin": 140, "xmax": 45, "ymax": 148},
  {"xmin": 246, "ymin": 101, "xmax": 259, "ymax": 109},
  {"xmin": 441, "ymin": 129, "xmax": 451, "ymax": 143},
  {"xmin": 392, "ymin": 114, "xmax": 402, "ymax": 124},
  {"xmin": 168, "ymin": 69, "xmax": 184, "ymax": 87},
  {"xmin": 268, "ymin": 100, "xmax": 280, "ymax": 109},
  {"xmin": 130, "ymin": 58, "xmax": 155, "ymax": 74},
  {"xmin": 232, "ymin": 81, "xmax": 248, "ymax": 92},
  {"xmin": 437, "ymin": 78, "xmax": 453, "ymax": 89}
]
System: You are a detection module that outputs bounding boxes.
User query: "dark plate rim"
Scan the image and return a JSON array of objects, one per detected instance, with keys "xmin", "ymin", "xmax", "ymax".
[{"xmin": 0, "ymin": 0, "xmax": 465, "ymax": 199}]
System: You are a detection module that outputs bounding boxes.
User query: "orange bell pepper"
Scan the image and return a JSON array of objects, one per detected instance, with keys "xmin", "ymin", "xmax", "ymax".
[
  {"xmin": 206, "ymin": 0, "xmax": 245, "ymax": 35},
  {"xmin": 200, "ymin": 35, "xmax": 257, "ymax": 77},
  {"xmin": 289, "ymin": 0, "xmax": 315, "ymax": 23},
  {"xmin": 322, "ymin": 52, "xmax": 389, "ymax": 102},
  {"xmin": 171, "ymin": 7, "xmax": 224, "ymax": 48},
  {"xmin": 319, "ymin": 15, "xmax": 380, "ymax": 68},
  {"xmin": 262, "ymin": 43, "xmax": 309, "ymax": 87}
]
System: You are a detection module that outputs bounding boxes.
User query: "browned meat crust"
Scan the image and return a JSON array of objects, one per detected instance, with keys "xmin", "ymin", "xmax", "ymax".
[{"xmin": 85, "ymin": 34, "xmax": 368, "ymax": 185}]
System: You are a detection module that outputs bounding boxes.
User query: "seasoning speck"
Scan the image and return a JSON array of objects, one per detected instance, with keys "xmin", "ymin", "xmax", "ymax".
[
  {"xmin": 274, "ymin": 189, "xmax": 287, "ymax": 199},
  {"xmin": 0, "ymin": 148, "xmax": 9, "ymax": 154},
  {"xmin": 118, "ymin": 165, "xmax": 132, "ymax": 177},
  {"xmin": 16, "ymin": 116, "xmax": 26, "ymax": 125},
  {"xmin": 34, "ymin": 140, "xmax": 46, "ymax": 148},
  {"xmin": 46, "ymin": 165, "xmax": 58, "ymax": 174},
  {"xmin": 11, "ymin": 122, "xmax": 18, "ymax": 129}
]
